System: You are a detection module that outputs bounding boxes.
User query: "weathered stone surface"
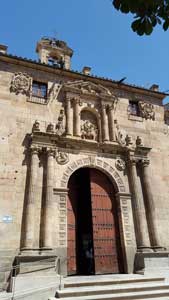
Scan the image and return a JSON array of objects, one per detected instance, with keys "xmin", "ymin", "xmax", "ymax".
[{"xmin": 0, "ymin": 38, "xmax": 169, "ymax": 289}]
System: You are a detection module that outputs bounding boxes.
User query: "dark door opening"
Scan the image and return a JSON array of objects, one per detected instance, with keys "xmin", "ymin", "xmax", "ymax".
[
  {"xmin": 68, "ymin": 168, "xmax": 94, "ymax": 275},
  {"xmin": 67, "ymin": 168, "xmax": 123, "ymax": 275}
]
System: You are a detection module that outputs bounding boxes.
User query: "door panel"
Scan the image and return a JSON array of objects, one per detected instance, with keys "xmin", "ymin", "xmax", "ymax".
[
  {"xmin": 67, "ymin": 175, "xmax": 78, "ymax": 274},
  {"xmin": 90, "ymin": 169, "xmax": 120, "ymax": 274}
]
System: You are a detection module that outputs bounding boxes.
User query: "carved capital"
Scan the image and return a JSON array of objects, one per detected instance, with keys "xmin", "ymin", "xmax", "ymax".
[
  {"xmin": 127, "ymin": 156, "xmax": 138, "ymax": 166},
  {"xmin": 30, "ymin": 146, "xmax": 41, "ymax": 155},
  {"xmin": 107, "ymin": 102, "xmax": 115, "ymax": 112},
  {"xmin": 141, "ymin": 158, "xmax": 150, "ymax": 167},
  {"xmin": 47, "ymin": 148, "xmax": 56, "ymax": 157}
]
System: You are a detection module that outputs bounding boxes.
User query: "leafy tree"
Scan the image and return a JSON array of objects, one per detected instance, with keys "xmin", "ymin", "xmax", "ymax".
[{"xmin": 112, "ymin": 0, "xmax": 169, "ymax": 35}]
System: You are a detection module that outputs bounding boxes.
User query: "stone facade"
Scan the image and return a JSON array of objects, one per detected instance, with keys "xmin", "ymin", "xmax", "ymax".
[{"xmin": 0, "ymin": 38, "xmax": 169, "ymax": 289}]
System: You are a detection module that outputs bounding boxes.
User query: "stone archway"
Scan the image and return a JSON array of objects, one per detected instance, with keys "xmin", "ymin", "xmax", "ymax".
[
  {"xmin": 67, "ymin": 167, "xmax": 124, "ymax": 275},
  {"xmin": 60, "ymin": 156, "xmax": 126, "ymax": 193},
  {"xmin": 55, "ymin": 156, "xmax": 136, "ymax": 275}
]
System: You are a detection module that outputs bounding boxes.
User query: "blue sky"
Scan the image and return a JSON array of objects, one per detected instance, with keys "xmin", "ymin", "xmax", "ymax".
[{"xmin": 1, "ymin": 0, "xmax": 169, "ymax": 103}]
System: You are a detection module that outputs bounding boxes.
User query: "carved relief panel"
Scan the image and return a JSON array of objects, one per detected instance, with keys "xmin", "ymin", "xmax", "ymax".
[{"xmin": 80, "ymin": 110, "xmax": 99, "ymax": 141}]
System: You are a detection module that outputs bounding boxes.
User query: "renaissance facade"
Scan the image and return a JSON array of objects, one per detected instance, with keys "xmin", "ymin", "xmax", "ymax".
[{"xmin": 0, "ymin": 38, "xmax": 169, "ymax": 289}]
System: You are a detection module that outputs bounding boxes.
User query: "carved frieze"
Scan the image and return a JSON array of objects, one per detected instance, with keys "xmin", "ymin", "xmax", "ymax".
[
  {"xmin": 10, "ymin": 72, "xmax": 32, "ymax": 96},
  {"xmin": 56, "ymin": 151, "xmax": 69, "ymax": 165},
  {"xmin": 56, "ymin": 109, "xmax": 65, "ymax": 136},
  {"xmin": 115, "ymin": 158, "xmax": 126, "ymax": 171},
  {"xmin": 64, "ymin": 80, "xmax": 116, "ymax": 99},
  {"xmin": 139, "ymin": 101, "xmax": 155, "ymax": 120}
]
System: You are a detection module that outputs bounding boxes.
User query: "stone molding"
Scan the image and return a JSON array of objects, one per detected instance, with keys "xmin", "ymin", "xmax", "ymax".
[{"xmin": 60, "ymin": 156, "xmax": 126, "ymax": 192}]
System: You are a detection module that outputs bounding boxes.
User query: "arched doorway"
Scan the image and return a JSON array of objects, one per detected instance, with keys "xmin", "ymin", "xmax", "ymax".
[{"xmin": 67, "ymin": 167, "xmax": 124, "ymax": 275}]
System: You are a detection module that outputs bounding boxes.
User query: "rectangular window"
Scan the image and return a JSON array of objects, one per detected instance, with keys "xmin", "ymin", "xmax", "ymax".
[
  {"xmin": 129, "ymin": 101, "xmax": 140, "ymax": 116},
  {"xmin": 32, "ymin": 81, "xmax": 47, "ymax": 99}
]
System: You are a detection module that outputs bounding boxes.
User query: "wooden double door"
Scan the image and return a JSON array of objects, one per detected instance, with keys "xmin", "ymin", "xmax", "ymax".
[{"xmin": 67, "ymin": 168, "xmax": 123, "ymax": 275}]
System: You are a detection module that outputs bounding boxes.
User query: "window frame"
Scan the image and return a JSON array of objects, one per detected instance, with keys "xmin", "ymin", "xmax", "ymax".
[
  {"xmin": 32, "ymin": 80, "xmax": 48, "ymax": 99},
  {"xmin": 128, "ymin": 100, "xmax": 140, "ymax": 117}
]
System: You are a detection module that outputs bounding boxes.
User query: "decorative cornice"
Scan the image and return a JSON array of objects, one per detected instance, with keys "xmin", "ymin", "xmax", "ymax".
[{"xmin": 0, "ymin": 53, "xmax": 166, "ymax": 101}]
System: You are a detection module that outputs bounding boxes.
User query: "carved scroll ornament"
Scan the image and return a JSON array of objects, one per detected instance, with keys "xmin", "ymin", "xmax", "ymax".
[
  {"xmin": 10, "ymin": 72, "xmax": 31, "ymax": 96},
  {"xmin": 139, "ymin": 101, "xmax": 155, "ymax": 120}
]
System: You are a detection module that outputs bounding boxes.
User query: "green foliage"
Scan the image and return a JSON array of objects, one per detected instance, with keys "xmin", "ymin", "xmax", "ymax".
[{"xmin": 112, "ymin": 0, "xmax": 169, "ymax": 35}]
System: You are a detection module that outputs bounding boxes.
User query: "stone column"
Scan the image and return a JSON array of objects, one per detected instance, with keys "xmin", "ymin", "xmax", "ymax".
[
  {"xmin": 43, "ymin": 148, "xmax": 55, "ymax": 249},
  {"xmin": 101, "ymin": 103, "xmax": 109, "ymax": 142},
  {"xmin": 74, "ymin": 98, "xmax": 81, "ymax": 137},
  {"xmin": 23, "ymin": 147, "xmax": 39, "ymax": 249},
  {"xmin": 65, "ymin": 97, "xmax": 72, "ymax": 136},
  {"xmin": 108, "ymin": 104, "xmax": 115, "ymax": 141},
  {"xmin": 128, "ymin": 158, "xmax": 151, "ymax": 251},
  {"xmin": 140, "ymin": 159, "xmax": 164, "ymax": 250}
]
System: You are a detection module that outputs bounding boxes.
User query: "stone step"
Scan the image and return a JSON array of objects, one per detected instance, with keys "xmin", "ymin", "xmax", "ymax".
[
  {"xmin": 56, "ymin": 283, "xmax": 169, "ymax": 298},
  {"xmin": 51, "ymin": 288, "xmax": 169, "ymax": 300},
  {"xmin": 63, "ymin": 277, "xmax": 165, "ymax": 288}
]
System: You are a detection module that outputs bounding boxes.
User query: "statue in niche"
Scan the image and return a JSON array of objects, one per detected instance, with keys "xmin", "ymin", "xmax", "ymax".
[
  {"xmin": 56, "ymin": 109, "xmax": 65, "ymax": 135},
  {"xmin": 81, "ymin": 120, "xmax": 98, "ymax": 141},
  {"xmin": 114, "ymin": 120, "xmax": 126, "ymax": 146},
  {"xmin": 80, "ymin": 109, "xmax": 98, "ymax": 141}
]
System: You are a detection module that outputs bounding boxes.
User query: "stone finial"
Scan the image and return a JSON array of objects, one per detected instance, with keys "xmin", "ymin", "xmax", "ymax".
[
  {"xmin": 82, "ymin": 66, "xmax": 91, "ymax": 75},
  {"xmin": 46, "ymin": 123, "xmax": 54, "ymax": 133},
  {"xmin": 125, "ymin": 134, "xmax": 133, "ymax": 146},
  {"xmin": 32, "ymin": 120, "xmax": 40, "ymax": 133},
  {"xmin": 150, "ymin": 84, "xmax": 159, "ymax": 92},
  {"xmin": 0, "ymin": 44, "xmax": 8, "ymax": 54},
  {"xmin": 136, "ymin": 136, "xmax": 143, "ymax": 147}
]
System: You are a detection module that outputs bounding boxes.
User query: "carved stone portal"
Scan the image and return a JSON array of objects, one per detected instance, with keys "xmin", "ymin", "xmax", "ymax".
[
  {"xmin": 10, "ymin": 72, "xmax": 32, "ymax": 96},
  {"xmin": 139, "ymin": 101, "xmax": 155, "ymax": 120},
  {"xmin": 81, "ymin": 110, "xmax": 98, "ymax": 141}
]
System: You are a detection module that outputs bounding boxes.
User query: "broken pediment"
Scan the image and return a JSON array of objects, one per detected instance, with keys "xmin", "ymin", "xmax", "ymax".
[{"xmin": 63, "ymin": 80, "xmax": 114, "ymax": 98}]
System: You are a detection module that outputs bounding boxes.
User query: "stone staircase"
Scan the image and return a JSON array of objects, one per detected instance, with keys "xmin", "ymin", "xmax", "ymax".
[{"xmin": 50, "ymin": 275, "xmax": 169, "ymax": 300}]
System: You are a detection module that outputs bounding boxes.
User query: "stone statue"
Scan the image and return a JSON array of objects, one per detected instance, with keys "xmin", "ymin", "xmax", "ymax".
[
  {"xmin": 81, "ymin": 120, "xmax": 98, "ymax": 141},
  {"xmin": 56, "ymin": 109, "xmax": 65, "ymax": 136}
]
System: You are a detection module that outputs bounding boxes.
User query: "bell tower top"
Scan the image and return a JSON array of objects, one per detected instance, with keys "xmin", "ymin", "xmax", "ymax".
[{"xmin": 36, "ymin": 37, "xmax": 73, "ymax": 70}]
